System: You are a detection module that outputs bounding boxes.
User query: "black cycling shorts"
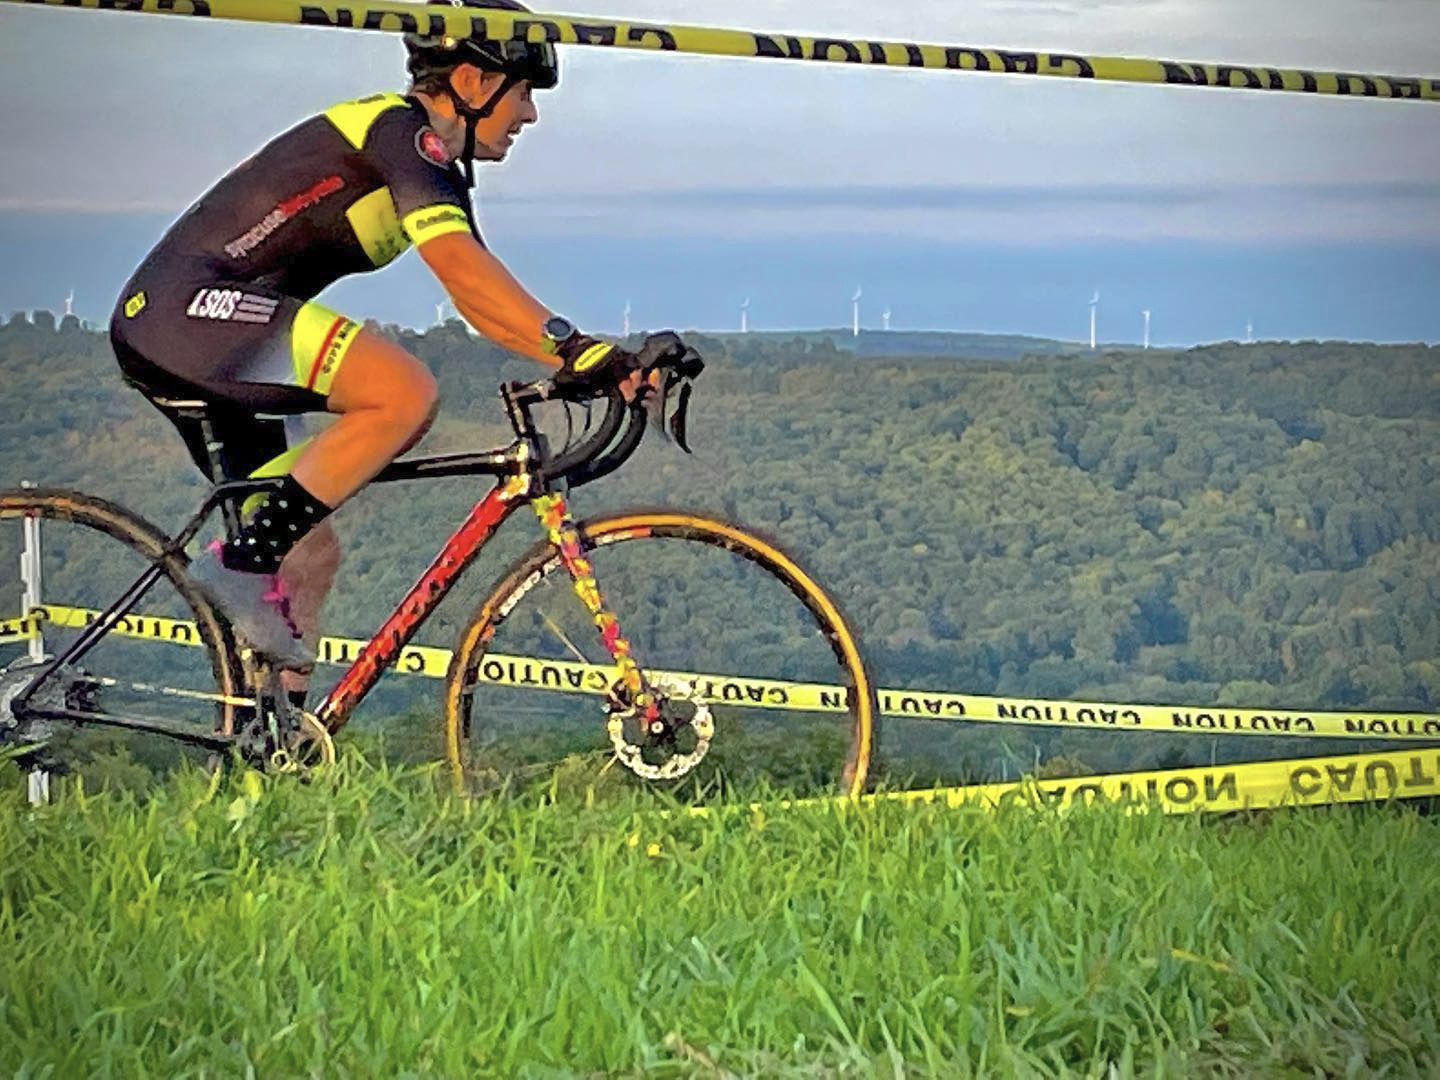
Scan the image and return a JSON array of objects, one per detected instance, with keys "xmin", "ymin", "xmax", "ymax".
[
  {"xmin": 111, "ymin": 280, "xmax": 362, "ymax": 482},
  {"xmin": 112, "ymin": 280, "xmax": 362, "ymax": 413}
]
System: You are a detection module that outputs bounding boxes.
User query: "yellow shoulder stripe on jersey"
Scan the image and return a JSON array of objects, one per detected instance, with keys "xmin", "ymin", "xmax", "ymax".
[
  {"xmin": 325, "ymin": 92, "xmax": 411, "ymax": 150},
  {"xmin": 403, "ymin": 204, "xmax": 472, "ymax": 246},
  {"xmin": 572, "ymin": 342, "xmax": 613, "ymax": 372}
]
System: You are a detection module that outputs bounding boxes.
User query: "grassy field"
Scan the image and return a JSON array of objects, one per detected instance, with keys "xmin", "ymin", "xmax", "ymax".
[{"xmin": 2, "ymin": 749, "xmax": 1438, "ymax": 1077}]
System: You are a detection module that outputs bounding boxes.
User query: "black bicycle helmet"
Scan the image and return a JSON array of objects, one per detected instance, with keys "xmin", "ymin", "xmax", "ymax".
[
  {"xmin": 404, "ymin": 0, "xmax": 559, "ymax": 187},
  {"xmin": 405, "ymin": 0, "xmax": 559, "ymax": 91}
]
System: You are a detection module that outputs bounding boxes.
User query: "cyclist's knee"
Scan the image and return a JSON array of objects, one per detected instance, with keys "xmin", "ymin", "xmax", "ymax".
[
  {"xmin": 399, "ymin": 363, "xmax": 440, "ymax": 433},
  {"xmin": 328, "ymin": 331, "xmax": 439, "ymax": 434}
]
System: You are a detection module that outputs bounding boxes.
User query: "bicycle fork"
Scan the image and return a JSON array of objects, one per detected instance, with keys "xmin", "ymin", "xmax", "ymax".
[
  {"xmin": 533, "ymin": 493, "xmax": 649, "ymax": 708},
  {"xmin": 531, "ymin": 493, "xmax": 713, "ymax": 780}
]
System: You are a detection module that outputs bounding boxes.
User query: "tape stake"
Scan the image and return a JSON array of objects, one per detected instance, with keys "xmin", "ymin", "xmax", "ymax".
[{"xmin": 4, "ymin": 0, "xmax": 1436, "ymax": 104}]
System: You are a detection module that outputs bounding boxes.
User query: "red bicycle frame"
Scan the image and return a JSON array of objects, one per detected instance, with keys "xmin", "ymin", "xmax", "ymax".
[{"xmin": 314, "ymin": 477, "xmax": 529, "ymax": 731}]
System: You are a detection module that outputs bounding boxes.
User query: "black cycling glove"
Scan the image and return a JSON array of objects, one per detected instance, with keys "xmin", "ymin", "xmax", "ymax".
[{"xmin": 551, "ymin": 332, "xmax": 640, "ymax": 395}]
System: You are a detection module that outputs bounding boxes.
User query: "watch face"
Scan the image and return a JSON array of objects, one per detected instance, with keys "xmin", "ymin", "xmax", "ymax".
[{"xmin": 544, "ymin": 316, "xmax": 575, "ymax": 342}]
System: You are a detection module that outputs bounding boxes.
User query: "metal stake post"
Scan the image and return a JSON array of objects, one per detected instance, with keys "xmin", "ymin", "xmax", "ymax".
[
  {"xmin": 18, "ymin": 481, "xmax": 51, "ymax": 804},
  {"xmin": 21, "ymin": 480, "xmax": 44, "ymax": 663}
]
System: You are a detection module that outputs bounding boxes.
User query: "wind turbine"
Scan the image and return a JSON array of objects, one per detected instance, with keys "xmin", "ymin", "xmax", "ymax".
[
  {"xmin": 1088, "ymin": 291, "xmax": 1100, "ymax": 350},
  {"xmin": 1245, "ymin": 319, "xmax": 1254, "ymax": 344},
  {"xmin": 851, "ymin": 286, "xmax": 862, "ymax": 338},
  {"xmin": 623, "ymin": 300, "xmax": 631, "ymax": 338},
  {"xmin": 1142, "ymin": 309, "xmax": 1151, "ymax": 350},
  {"xmin": 740, "ymin": 298, "xmax": 750, "ymax": 334},
  {"xmin": 882, "ymin": 307, "xmax": 892, "ymax": 331},
  {"xmin": 64, "ymin": 290, "xmax": 74, "ymax": 319},
  {"xmin": 434, "ymin": 301, "xmax": 446, "ymax": 326}
]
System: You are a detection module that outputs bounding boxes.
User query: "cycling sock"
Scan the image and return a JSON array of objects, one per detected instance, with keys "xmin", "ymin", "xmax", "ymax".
[{"xmin": 221, "ymin": 475, "xmax": 331, "ymax": 574}]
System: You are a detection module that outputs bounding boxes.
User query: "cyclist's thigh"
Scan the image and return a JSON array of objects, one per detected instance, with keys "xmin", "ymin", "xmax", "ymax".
[{"xmin": 323, "ymin": 327, "xmax": 438, "ymax": 416}]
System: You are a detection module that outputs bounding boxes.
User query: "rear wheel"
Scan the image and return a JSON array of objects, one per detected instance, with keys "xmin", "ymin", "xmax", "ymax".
[
  {"xmin": 0, "ymin": 489, "xmax": 244, "ymax": 792},
  {"xmin": 443, "ymin": 511, "xmax": 875, "ymax": 798}
]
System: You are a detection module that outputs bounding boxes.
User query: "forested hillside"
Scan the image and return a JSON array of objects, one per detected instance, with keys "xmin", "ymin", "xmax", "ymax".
[{"xmin": 2, "ymin": 311, "xmax": 1436, "ymax": 776}]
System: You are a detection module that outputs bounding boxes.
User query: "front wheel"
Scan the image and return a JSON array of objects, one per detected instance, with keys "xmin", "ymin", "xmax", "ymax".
[{"xmin": 443, "ymin": 511, "xmax": 876, "ymax": 798}]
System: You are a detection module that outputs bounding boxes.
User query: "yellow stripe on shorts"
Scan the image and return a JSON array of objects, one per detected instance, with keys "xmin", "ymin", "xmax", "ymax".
[{"xmin": 290, "ymin": 301, "xmax": 360, "ymax": 398}]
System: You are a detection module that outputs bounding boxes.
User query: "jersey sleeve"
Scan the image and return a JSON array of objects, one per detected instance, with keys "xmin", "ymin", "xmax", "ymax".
[{"xmin": 362, "ymin": 107, "xmax": 476, "ymax": 247}]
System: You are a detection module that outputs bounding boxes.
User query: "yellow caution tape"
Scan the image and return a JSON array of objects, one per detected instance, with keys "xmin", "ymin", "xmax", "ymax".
[
  {"xmin": 673, "ymin": 745, "xmax": 1440, "ymax": 817},
  {"xmin": 8, "ymin": 604, "xmax": 1440, "ymax": 740},
  {"xmin": 5, "ymin": 0, "xmax": 1436, "ymax": 104},
  {"xmin": 862, "ymin": 745, "xmax": 1440, "ymax": 814},
  {"xmin": 0, "ymin": 613, "xmax": 39, "ymax": 643}
]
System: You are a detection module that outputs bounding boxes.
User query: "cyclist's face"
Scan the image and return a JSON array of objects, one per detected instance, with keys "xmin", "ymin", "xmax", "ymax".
[{"xmin": 468, "ymin": 76, "xmax": 539, "ymax": 162}]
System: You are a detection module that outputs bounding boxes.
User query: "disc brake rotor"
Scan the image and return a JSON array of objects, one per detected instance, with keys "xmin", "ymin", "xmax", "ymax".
[{"xmin": 606, "ymin": 672, "xmax": 715, "ymax": 781}]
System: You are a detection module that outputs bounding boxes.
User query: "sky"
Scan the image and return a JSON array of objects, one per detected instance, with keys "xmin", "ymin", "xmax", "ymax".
[{"xmin": 0, "ymin": 0, "xmax": 1437, "ymax": 343}]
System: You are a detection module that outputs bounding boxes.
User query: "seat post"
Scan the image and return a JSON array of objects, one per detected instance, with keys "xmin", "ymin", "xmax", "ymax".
[
  {"xmin": 150, "ymin": 396, "xmax": 244, "ymax": 544},
  {"xmin": 195, "ymin": 412, "xmax": 244, "ymax": 542}
]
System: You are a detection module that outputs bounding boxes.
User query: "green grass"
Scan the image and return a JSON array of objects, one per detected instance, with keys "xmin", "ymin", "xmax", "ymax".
[{"xmin": 2, "ymin": 751, "xmax": 1438, "ymax": 1077}]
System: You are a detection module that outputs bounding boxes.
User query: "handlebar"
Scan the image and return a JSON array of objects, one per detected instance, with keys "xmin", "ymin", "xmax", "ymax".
[
  {"xmin": 500, "ymin": 380, "xmax": 634, "ymax": 486},
  {"xmin": 500, "ymin": 332, "xmax": 703, "ymax": 488}
]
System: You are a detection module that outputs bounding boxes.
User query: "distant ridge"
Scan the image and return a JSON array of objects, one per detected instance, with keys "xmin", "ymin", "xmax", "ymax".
[{"xmin": 699, "ymin": 328, "xmax": 1087, "ymax": 361}]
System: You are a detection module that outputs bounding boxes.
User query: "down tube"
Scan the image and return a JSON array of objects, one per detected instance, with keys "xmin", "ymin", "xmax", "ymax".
[{"xmin": 317, "ymin": 483, "xmax": 526, "ymax": 732}]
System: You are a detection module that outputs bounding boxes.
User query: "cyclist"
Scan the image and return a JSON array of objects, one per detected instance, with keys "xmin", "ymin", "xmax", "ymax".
[{"xmin": 108, "ymin": 0, "xmax": 673, "ymax": 702}]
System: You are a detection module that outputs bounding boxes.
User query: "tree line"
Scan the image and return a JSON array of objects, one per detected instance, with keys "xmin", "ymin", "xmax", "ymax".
[{"xmin": 2, "ymin": 311, "xmax": 1436, "ymax": 780}]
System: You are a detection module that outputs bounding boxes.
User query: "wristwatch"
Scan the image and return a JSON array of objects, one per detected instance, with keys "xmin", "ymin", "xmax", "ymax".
[{"xmin": 541, "ymin": 315, "xmax": 576, "ymax": 355}]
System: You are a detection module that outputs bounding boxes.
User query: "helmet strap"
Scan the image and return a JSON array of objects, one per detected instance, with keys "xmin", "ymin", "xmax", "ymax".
[{"xmin": 446, "ymin": 74, "xmax": 517, "ymax": 189}]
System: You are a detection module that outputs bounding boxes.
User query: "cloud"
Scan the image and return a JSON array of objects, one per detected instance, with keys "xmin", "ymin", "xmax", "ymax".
[
  {"xmin": 491, "ymin": 180, "xmax": 1440, "ymax": 214},
  {"xmin": 467, "ymin": 178, "xmax": 1440, "ymax": 248}
]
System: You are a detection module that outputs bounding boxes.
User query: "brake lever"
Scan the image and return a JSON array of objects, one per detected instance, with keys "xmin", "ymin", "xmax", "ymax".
[
  {"xmin": 630, "ymin": 337, "xmax": 704, "ymax": 453},
  {"xmin": 669, "ymin": 379, "xmax": 695, "ymax": 453}
]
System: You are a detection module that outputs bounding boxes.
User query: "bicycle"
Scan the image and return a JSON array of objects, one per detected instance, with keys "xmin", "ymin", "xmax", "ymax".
[{"xmin": 0, "ymin": 337, "xmax": 876, "ymax": 796}]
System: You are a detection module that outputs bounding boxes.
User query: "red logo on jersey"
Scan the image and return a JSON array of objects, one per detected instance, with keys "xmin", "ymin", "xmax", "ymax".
[{"xmin": 416, "ymin": 128, "xmax": 451, "ymax": 166}]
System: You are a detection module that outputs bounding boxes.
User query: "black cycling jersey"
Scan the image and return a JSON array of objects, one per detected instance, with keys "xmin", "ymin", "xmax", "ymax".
[
  {"xmin": 110, "ymin": 92, "xmax": 479, "ymax": 466},
  {"xmin": 126, "ymin": 92, "xmax": 477, "ymax": 301}
]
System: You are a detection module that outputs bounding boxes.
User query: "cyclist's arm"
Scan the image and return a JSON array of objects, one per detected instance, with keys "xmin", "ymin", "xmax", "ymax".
[{"xmin": 418, "ymin": 232, "xmax": 559, "ymax": 368}]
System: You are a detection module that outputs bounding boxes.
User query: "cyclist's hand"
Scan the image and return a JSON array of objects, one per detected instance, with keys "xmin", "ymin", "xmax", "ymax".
[{"xmin": 552, "ymin": 332, "xmax": 640, "ymax": 397}]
